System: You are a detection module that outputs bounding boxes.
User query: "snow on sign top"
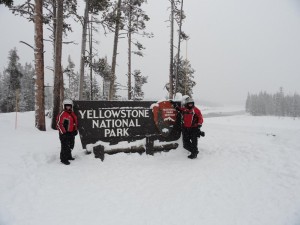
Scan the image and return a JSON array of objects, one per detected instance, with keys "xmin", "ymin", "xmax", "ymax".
[{"xmin": 73, "ymin": 100, "xmax": 182, "ymax": 149}]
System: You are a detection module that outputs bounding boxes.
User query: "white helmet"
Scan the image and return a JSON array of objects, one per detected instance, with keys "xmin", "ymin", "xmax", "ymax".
[
  {"xmin": 185, "ymin": 97, "xmax": 194, "ymax": 108},
  {"xmin": 185, "ymin": 97, "xmax": 194, "ymax": 105},
  {"xmin": 63, "ymin": 99, "xmax": 73, "ymax": 108}
]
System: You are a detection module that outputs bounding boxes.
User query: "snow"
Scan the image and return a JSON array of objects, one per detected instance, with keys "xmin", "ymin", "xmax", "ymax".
[{"xmin": 1, "ymin": 109, "xmax": 300, "ymax": 225}]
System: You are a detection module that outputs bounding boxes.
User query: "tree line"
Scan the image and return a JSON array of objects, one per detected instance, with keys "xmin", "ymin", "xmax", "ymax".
[
  {"xmin": 0, "ymin": 0, "xmax": 196, "ymax": 131},
  {"xmin": 0, "ymin": 48, "xmax": 149, "ymax": 112},
  {"xmin": 245, "ymin": 87, "xmax": 300, "ymax": 118}
]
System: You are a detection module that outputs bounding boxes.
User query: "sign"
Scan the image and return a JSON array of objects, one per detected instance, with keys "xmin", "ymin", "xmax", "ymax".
[{"xmin": 73, "ymin": 100, "xmax": 182, "ymax": 149}]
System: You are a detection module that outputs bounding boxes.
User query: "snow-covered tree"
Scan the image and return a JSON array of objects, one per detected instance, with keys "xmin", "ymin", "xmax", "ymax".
[
  {"xmin": 93, "ymin": 57, "xmax": 113, "ymax": 100},
  {"xmin": 171, "ymin": 56, "xmax": 195, "ymax": 97},
  {"xmin": 19, "ymin": 63, "xmax": 35, "ymax": 112},
  {"xmin": 0, "ymin": 48, "xmax": 23, "ymax": 113},
  {"xmin": 122, "ymin": 0, "xmax": 152, "ymax": 100},
  {"xmin": 132, "ymin": 70, "xmax": 147, "ymax": 100},
  {"xmin": 0, "ymin": 0, "xmax": 13, "ymax": 7},
  {"xmin": 64, "ymin": 56, "xmax": 79, "ymax": 100},
  {"xmin": 246, "ymin": 88, "xmax": 300, "ymax": 117}
]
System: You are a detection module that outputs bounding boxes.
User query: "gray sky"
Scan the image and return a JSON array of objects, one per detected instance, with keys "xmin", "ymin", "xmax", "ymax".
[{"xmin": 1, "ymin": 0, "xmax": 300, "ymax": 105}]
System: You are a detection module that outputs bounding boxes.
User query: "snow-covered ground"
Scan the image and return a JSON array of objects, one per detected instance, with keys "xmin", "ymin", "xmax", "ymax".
[{"xmin": 1, "ymin": 108, "xmax": 300, "ymax": 225}]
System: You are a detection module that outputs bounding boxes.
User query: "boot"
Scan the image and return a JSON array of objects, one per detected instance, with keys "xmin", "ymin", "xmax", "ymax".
[
  {"xmin": 69, "ymin": 157, "xmax": 75, "ymax": 160},
  {"xmin": 61, "ymin": 160, "xmax": 70, "ymax": 165},
  {"xmin": 188, "ymin": 151, "xmax": 199, "ymax": 159}
]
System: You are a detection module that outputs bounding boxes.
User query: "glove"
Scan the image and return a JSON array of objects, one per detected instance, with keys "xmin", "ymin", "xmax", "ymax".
[
  {"xmin": 197, "ymin": 125, "xmax": 205, "ymax": 137},
  {"xmin": 169, "ymin": 100, "xmax": 178, "ymax": 109}
]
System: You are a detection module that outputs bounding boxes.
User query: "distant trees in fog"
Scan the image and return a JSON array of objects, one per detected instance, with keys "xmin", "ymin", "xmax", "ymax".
[{"xmin": 246, "ymin": 87, "xmax": 300, "ymax": 118}]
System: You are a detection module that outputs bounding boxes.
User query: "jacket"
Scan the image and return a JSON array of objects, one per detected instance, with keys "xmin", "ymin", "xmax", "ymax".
[
  {"xmin": 56, "ymin": 110, "xmax": 78, "ymax": 134},
  {"xmin": 176, "ymin": 106, "xmax": 203, "ymax": 128}
]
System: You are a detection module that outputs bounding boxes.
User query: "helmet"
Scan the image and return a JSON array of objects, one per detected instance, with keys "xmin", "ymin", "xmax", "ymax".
[
  {"xmin": 185, "ymin": 97, "xmax": 194, "ymax": 109},
  {"xmin": 63, "ymin": 99, "xmax": 73, "ymax": 109},
  {"xmin": 181, "ymin": 95, "xmax": 190, "ymax": 106}
]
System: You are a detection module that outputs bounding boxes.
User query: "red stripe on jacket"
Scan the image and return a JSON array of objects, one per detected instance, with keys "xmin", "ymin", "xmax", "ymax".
[
  {"xmin": 56, "ymin": 110, "xmax": 78, "ymax": 134},
  {"xmin": 177, "ymin": 106, "xmax": 203, "ymax": 128}
]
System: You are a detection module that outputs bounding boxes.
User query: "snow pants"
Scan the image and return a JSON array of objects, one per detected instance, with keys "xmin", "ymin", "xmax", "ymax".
[
  {"xmin": 182, "ymin": 127, "xmax": 198, "ymax": 154},
  {"xmin": 59, "ymin": 133, "xmax": 75, "ymax": 162}
]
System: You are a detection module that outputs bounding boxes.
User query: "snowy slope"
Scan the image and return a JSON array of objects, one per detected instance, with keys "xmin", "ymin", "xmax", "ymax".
[{"xmin": 1, "ymin": 110, "xmax": 300, "ymax": 225}]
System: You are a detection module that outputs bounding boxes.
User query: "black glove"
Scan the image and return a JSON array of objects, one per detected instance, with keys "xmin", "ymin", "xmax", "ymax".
[
  {"xmin": 73, "ymin": 130, "xmax": 78, "ymax": 136},
  {"xmin": 169, "ymin": 100, "xmax": 178, "ymax": 109},
  {"xmin": 197, "ymin": 125, "xmax": 205, "ymax": 137}
]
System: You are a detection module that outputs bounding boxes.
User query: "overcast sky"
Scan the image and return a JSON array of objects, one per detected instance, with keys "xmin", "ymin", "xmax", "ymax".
[{"xmin": 1, "ymin": 0, "xmax": 300, "ymax": 105}]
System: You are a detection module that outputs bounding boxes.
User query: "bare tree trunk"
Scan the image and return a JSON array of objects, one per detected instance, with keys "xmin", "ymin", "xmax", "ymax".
[
  {"xmin": 34, "ymin": 0, "xmax": 46, "ymax": 131},
  {"xmin": 89, "ymin": 15, "xmax": 93, "ymax": 100},
  {"xmin": 52, "ymin": 0, "xmax": 57, "ymax": 60},
  {"xmin": 175, "ymin": 0, "xmax": 183, "ymax": 94},
  {"xmin": 169, "ymin": 0, "xmax": 174, "ymax": 99},
  {"xmin": 51, "ymin": 0, "xmax": 63, "ymax": 129},
  {"xmin": 109, "ymin": 0, "xmax": 122, "ymax": 100},
  {"xmin": 79, "ymin": 0, "xmax": 89, "ymax": 100},
  {"xmin": 127, "ymin": 1, "xmax": 132, "ymax": 100},
  {"xmin": 185, "ymin": 39, "xmax": 188, "ymax": 95},
  {"xmin": 59, "ymin": 66, "xmax": 64, "ymax": 110}
]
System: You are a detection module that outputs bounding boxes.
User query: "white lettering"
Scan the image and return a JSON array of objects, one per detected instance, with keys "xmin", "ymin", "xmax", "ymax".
[
  {"xmin": 79, "ymin": 110, "xmax": 86, "ymax": 119},
  {"xmin": 123, "ymin": 128, "xmax": 129, "ymax": 136},
  {"xmin": 104, "ymin": 110, "xmax": 112, "ymax": 118},
  {"xmin": 104, "ymin": 129, "xmax": 110, "ymax": 137},
  {"xmin": 93, "ymin": 110, "xmax": 99, "ymax": 118},
  {"xmin": 87, "ymin": 110, "xmax": 93, "ymax": 119},
  {"xmin": 104, "ymin": 128, "xmax": 130, "ymax": 137},
  {"xmin": 100, "ymin": 120, "xmax": 107, "ymax": 128},
  {"xmin": 92, "ymin": 120, "xmax": 99, "ymax": 128},
  {"xmin": 135, "ymin": 119, "xmax": 141, "ymax": 127}
]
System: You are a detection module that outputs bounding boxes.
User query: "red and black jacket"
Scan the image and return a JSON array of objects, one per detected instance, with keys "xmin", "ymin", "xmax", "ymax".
[
  {"xmin": 176, "ymin": 106, "xmax": 203, "ymax": 128},
  {"xmin": 56, "ymin": 110, "xmax": 78, "ymax": 134}
]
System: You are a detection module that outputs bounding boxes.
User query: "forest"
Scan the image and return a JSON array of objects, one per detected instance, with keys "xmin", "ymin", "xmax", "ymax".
[
  {"xmin": 0, "ymin": 0, "xmax": 196, "ymax": 131},
  {"xmin": 245, "ymin": 88, "xmax": 300, "ymax": 118}
]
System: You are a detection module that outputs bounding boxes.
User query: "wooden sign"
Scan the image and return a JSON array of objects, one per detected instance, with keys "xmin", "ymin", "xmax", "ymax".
[{"xmin": 73, "ymin": 100, "xmax": 181, "ymax": 150}]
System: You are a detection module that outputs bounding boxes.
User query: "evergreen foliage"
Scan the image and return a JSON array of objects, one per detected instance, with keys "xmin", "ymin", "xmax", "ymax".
[
  {"xmin": 64, "ymin": 56, "xmax": 79, "ymax": 100},
  {"xmin": 132, "ymin": 70, "xmax": 147, "ymax": 100},
  {"xmin": 0, "ymin": 49, "xmax": 35, "ymax": 112},
  {"xmin": 245, "ymin": 88, "xmax": 300, "ymax": 117},
  {"xmin": 168, "ymin": 55, "xmax": 196, "ymax": 97},
  {"xmin": 0, "ymin": 0, "xmax": 13, "ymax": 7},
  {"xmin": 92, "ymin": 57, "xmax": 113, "ymax": 100},
  {"xmin": 19, "ymin": 63, "xmax": 35, "ymax": 111}
]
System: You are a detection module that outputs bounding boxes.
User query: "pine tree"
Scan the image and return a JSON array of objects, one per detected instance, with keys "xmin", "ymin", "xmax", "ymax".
[
  {"xmin": 0, "ymin": 0, "xmax": 13, "ymax": 7},
  {"xmin": 122, "ymin": 0, "xmax": 152, "ymax": 100},
  {"xmin": 174, "ymin": 0, "xmax": 188, "ymax": 94},
  {"xmin": 132, "ymin": 70, "xmax": 147, "ymax": 100},
  {"xmin": 168, "ymin": 0, "xmax": 175, "ymax": 99},
  {"xmin": 274, "ymin": 87, "xmax": 285, "ymax": 117},
  {"xmin": 64, "ymin": 55, "xmax": 79, "ymax": 100},
  {"xmin": 93, "ymin": 57, "xmax": 113, "ymax": 100},
  {"xmin": 51, "ymin": 0, "xmax": 64, "ymax": 130},
  {"xmin": 0, "ymin": 48, "xmax": 23, "ymax": 112},
  {"xmin": 34, "ymin": 0, "xmax": 46, "ymax": 130},
  {"xmin": 172, "ymin": 56, "xmax": 195, "ymax": 97},
  {"xmin": 109, "ymin": 0, "xmax": 122, "ymax": 100},
  {"xmin": 19, "ymin": 63, "xmax": 35, "ymax": 111},
  {"xmin": 245, "ymin": 89, "xmax": 300, "ymax": 117}
]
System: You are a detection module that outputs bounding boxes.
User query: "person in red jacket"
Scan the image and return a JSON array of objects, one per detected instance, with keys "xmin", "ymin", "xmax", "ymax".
[
  {"xmin": 171, "ymin": 97, "xmax": 204, "ymax": 159},
  {"xmin": 56, "ymin": 99, "xmax": 78, "ymax": 165}
]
